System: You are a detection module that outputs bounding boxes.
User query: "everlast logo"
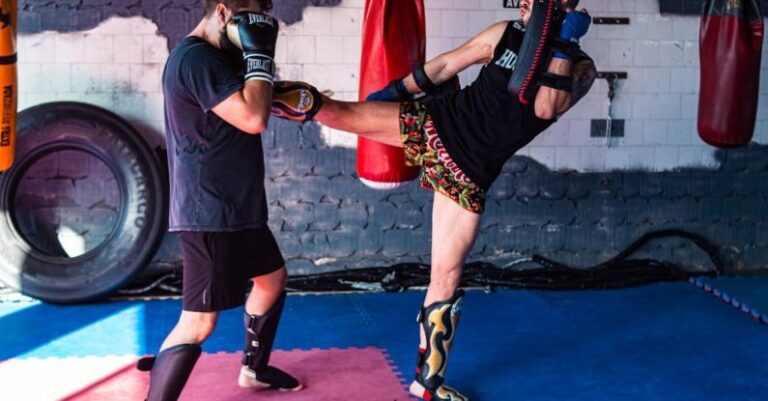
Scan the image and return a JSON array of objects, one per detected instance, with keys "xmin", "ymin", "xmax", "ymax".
[
  {"xmin": 1, "ymin": 85, "xmax": 11, "ymax": 147},
  {"xmin": 495, "ymin": 49, "xmax": 518, "ymax": 70},
  {"xmin": 248, "ymin": 58, "xmax": 273, "ymax": 71},
  {"xmin": 503, "ymin": 0, "xmax": 521, "ymax": 8},
  {"xmin": 248, "ymin": 13, "xmax": 275, "ymax": 26}
]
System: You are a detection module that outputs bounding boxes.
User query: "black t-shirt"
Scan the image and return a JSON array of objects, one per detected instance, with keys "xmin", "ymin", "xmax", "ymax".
[
  {"xmin": 163, "ymin": 36, "xmax": 268, "ymax": 232},
  {"xmin": 425, "ymin": 21, "xmax": 556, "ymax": 190}
]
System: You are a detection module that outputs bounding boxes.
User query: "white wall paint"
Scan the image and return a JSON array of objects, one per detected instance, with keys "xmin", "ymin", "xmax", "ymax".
[{"xmin": 16, "ymin": 0, "xmax": 768, "ymax": 171}]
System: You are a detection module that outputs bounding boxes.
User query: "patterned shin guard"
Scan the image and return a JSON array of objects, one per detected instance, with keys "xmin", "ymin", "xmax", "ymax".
[{"xmin": 412, "ymin": 290, "xmax": 468, "ymax": 401}]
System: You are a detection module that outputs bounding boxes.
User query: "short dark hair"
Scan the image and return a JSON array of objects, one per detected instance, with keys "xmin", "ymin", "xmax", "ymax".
[{"xmin": 204, "ymin": 0, "xmax": 273, "ymax": 16}]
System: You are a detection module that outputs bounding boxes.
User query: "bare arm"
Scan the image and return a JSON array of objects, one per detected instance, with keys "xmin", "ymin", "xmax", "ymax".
[
  {"xmin": 533, "ymin": 58, "xmax": 572, "ymax": 120},
  {"xmin": 401, "ymin": 21, "xmax": 508, "ymax": 93},
  {"xmin": 534, "ymin": 5, "xmax": 593, "ymax": 120},
  {"xmin": 211, "ymin": 80, "xmax": 273, "ymax": 134}
]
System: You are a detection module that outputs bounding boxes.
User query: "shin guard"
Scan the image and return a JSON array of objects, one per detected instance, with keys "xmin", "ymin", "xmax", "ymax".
[
  {"xmin": 240, "ymin": 292, "xmax": 301, "ymax": 391},
  {"xmin": 412, "ymin": 290, "xmax": 468, "ymax": 401},
  {"xmin": 137, "ymin": 344, "xmax": 201, "ymax": 401},
  {"xmin": 243, "ymin": 292, "xmax": 285, "ymax": 371}
]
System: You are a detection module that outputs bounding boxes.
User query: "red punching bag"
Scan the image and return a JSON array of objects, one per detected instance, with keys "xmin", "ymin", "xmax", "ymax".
[
  {"xmin": 357, "ymin": 0, "xmax": 423, "ymax": 189},
  {"xmin": 698, "ymin": 0, "xmax": 764, "ymax": 148}
]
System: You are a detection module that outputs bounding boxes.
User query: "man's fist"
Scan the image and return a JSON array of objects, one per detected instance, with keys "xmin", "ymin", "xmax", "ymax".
[{"xmin": 226, "ymin": 12, "xmax": 279, "ymax": 83}]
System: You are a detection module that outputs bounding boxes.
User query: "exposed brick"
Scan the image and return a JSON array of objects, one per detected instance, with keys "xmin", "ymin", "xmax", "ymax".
[
  {"xmin": 276, "ymin": 232, "xmax": 303, "ymax": 258},
  {"xmin": 684, "ymin": 172, "xmax": 713, "ymax": 198},
  {"xmin": 382, "ymin": 229, "xmax": 411, "ymax": 257},
  {"xmin": 698, "ymin": 198, "xmax": 724, "ymax": 223},
  {"xmin": 312, "ymin": 148, "xmax": 346, "ymax": 177},
  {"xmin": 480, "ymin": 200, "xmax": 502, "ymax": 229},
  {"xmin": 367, "ymin": 202, "xmax": 397, "ymax": 230},
  {"xmin": 549, "ymin": 200, "xmax": 577, "ymax": 226},
  {"xmin": 514, "ymin": 175, "xmax": 540, "ymax": 199},
  {"xmin": 563, "ymin": 226, "xmax": 611, "ymax": 254},
  {"xmin": 710, "ymin": 174, "xmax": 736, "ymax": 198},
  {"xmin": 357, "ymin": 228, "xmax": 383, "ymax": 256},
  {"xmin": 661, "ymin": 174, "xmax": 692, "ymax": 198},
  {"xmin": 742, "ymin": 246, "xmax": 768, "ymax": 270},
  {"xmin": 540, "ymin": 175, "xmax": 568, "ymax": 200},
  {"xmin": 498, "ymin": 198, "xmax": 544, "ymax": 227},
  {"xmin": 756, "ymin": 222, "xmax": 768, "ymax": 246},
  {"xmin": 325, "ymin": 230, "xmax": 357, "ymax": 258},
  {"xmin": 596, "ymin": 173, "xmax": 623, "ymax": 194},
  {"xmin": 649, "ymin": 198, "xmax": 698, "ymax": 224},
  {"xmin": 511, "ymin": 226, "xmax": 540, "ymax": 252},
  {"xmin": 566, "ymin": 175, "xmax": 593, "ymax": 200},
  {"xmin": 396, "ymin": 202, "xmax": 424, "ymax": 229},
  {"xmin": 281, "ymin": 201, "xmax": 313, "ymax": 232},
  {"xmin": 539, "ymin": 225, "xmax": 566, "ymax": 253},
  {"xmin": 312, "ymin": 202, "xmax": 340, "ymax": 231},
  {"xmin": 338, "ymin": 201, "xmax": 367, "ymax": 230},
  {"xmin": 489, "ymin": 174, "xmax": 517, "ymax": 199},
  {"xmin": 733, "ymin": 178, "xmax": 766, "ymax": 197},
  {"xmin": 625, "ymin": 198, "xmax": 653, "ymax": 226},
  {"xmin": 576, "ymin": 194, "xmax": 625, "ymax": 226}
]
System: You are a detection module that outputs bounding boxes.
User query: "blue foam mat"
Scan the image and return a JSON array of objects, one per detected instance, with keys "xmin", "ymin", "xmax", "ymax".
[{"xmin": 1, "ymin": 283, "xmax": 766, "ymax": 400}]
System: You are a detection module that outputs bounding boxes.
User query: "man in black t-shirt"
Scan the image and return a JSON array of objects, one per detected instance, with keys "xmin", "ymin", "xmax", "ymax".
[
  {"xmin": 272, "ymin": 1, "xmax": 595, "ymax": 400},
  {"xmin": 137, "ymin": 1, "xmax": 303, "ymax": 400}
]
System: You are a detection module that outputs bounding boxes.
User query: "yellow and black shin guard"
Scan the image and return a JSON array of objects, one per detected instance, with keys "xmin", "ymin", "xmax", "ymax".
[{"xmin": 412, "ymin": 290, "xmax": 468, "ymax": 401}]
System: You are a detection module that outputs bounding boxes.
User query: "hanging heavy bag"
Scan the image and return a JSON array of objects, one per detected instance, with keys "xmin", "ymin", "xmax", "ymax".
[
  {"xmin": 356, "ymin": 0, "xmax": 424, "ymax": 189},
  {"xmin": 698, "ymin": 0, "xmax": 764, "ymax": 148}
]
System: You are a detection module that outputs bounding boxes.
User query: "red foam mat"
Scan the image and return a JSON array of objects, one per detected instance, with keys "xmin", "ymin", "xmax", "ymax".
[{"xmin": 0, "ymin": 348, "xmax": 413, "ymax": 401}]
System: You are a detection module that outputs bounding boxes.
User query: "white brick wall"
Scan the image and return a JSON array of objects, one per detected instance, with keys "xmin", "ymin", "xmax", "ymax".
[{"xmin": 16, "ymin": 0, "xmax": 768, "ymax": 171}]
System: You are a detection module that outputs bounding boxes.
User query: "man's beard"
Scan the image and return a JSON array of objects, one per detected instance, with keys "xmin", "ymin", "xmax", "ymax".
[{"xmin": 219, "ymin": 28, "xmax": 243, "ymax": 61}]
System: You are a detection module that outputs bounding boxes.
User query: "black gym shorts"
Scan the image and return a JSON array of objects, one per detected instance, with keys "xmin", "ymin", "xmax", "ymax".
[{"xmin": 179, "ymin": 227, "xmax": 285, "ymax": 312}]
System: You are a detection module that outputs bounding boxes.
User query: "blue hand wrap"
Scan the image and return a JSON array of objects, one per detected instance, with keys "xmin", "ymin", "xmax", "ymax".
[
  {"xmin": 555, "ymin": 11, "xmax": 591, "ymax": 60},
  {"xmin": 365, "ymin": 79, "xmax": 410, "ymax": 102}
]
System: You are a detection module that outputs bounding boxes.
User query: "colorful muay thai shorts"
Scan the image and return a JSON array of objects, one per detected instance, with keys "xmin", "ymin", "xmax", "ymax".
[{"xmin": 399, "ymin": 101, "xmax": 486, "ymax": 214}]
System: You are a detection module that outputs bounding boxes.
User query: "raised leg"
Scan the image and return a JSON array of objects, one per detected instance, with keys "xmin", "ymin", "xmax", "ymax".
[{"xmin": 315, "ymin": 97, "xmax": 403, "ymax": 147}]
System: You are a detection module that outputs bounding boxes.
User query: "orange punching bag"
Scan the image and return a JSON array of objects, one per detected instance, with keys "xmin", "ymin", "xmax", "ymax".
[
  {"xmin": 698, "ymin": 0, "xmax": 763, "ymax": 147},
  {"xmin": 357, "ymin": 0, "xmax": 423, "ymax": 189},
  {"xmin": 0, "ymin": 0, "xmax": 16, "ymax": 171}
]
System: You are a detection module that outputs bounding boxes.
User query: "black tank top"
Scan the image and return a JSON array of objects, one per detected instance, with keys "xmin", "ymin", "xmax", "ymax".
[{"xmin": 424, "ymin": 21, "xmax": 556, "ymax": 190}]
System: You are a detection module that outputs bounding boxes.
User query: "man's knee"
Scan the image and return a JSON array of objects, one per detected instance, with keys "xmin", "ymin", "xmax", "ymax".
[
  {"xmin": 178, "ymin": 311, "xmax": 219, "ymax": 343},
  {"xmin": 253, "ymin": 267, "xmax": 288, "ymax": 290}
]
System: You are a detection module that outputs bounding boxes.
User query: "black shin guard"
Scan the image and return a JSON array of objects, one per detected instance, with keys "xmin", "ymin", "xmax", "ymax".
[
  {"xmin": 241, "ymin": 291, "xmax": 300, "ymax": 390},
  {"xmin": 243, "ymin": 291, "xmax": 286, "ymax": 371},
  {"xmin": 138, "ymin": 344, "xmax": 201, "ymax": 401},
  {"xmin": 415, "ymin": 290, "xmax": 465, "ymax": 396}
]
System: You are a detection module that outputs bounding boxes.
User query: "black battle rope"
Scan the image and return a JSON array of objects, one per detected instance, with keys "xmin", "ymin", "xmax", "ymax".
[{"xmin": 117, "ymin": 230, "xmax": 725, "ymax": 297}]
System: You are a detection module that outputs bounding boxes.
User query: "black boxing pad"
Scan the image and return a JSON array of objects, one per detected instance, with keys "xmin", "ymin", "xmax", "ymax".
[
  {"xmin": 507, "ymin": 0, "xmax": 557, "ymax": 104},
  {"xmin": 507, "ymin": 0, "xmax": 582, "ymax": 104}
]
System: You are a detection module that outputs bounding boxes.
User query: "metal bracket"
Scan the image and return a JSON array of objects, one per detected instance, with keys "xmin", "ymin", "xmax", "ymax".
[{"xmin": 592, "ymin": 17, "xmax": 630, "ymax": 25}]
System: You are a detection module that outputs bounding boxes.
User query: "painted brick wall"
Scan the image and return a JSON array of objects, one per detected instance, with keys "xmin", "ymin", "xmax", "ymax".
[{"xmin": 12, "ymin": 0, "xmax": 768, "ymax": 275}]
